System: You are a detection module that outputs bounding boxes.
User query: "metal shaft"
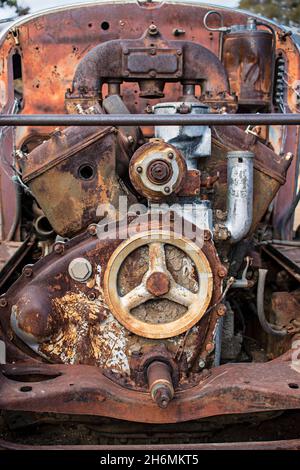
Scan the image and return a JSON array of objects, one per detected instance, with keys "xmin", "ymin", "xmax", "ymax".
[
  {"xmin": 0, "ymin": 113, "xmax": 299, "ymax": 126},
  {"xmin": 147, "ymin": 361, "xmax": 174, "ymax": 409}
]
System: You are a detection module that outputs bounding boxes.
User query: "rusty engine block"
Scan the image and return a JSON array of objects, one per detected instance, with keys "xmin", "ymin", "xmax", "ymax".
[{"xmin": 0, "ymin": 1, "xmax": 300, "ymax": 439}]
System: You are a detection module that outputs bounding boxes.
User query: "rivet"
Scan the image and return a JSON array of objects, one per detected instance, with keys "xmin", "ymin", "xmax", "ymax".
[
  {"xmin": 205, "ymin": 342, "xmax": 214, "ymax": 353},
  {"xmin": 54, "ymin": 243, "xmax": 64, "ymax": 254},
  {"xmin": 0, "ymin": 297, "xmax": 7, "ymax": 308},
  {"xmin": 23, "ymin": 266, "xmax": 33, "ymax": 277},
  {"xmin": 88, "ymin": 292, "xmax": 97, "ymax": 301},
  {"xmin": 204, "ymin": 230, "xmax": 211, "ymax": 241},
  {"xmin": 218, "ymin": 266, "xmax": 227, "ymax": 278}
]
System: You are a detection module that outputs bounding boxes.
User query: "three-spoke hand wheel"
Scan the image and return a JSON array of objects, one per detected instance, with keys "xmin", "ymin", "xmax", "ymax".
[{"xmin": 104, "ymin": 231, "xmax": 213, "ymax": 339}]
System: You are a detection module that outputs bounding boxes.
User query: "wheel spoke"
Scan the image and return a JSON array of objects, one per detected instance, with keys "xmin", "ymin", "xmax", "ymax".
[
  {"xmin": 148, "ymin": 242, "xmax": 167, "ymax": 273},
  {"xmin": 165, "ymin": 282, "xmax": 198, "ymax": 307},
  {"xmin": 121, "ymin": 283, "xmax": 153, "ymax": 310}
]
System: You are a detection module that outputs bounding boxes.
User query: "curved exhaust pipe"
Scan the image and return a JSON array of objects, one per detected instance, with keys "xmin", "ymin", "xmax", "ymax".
[{"xmin": 223, "ymin": 150, "xmax": 254, "ymax": 243}]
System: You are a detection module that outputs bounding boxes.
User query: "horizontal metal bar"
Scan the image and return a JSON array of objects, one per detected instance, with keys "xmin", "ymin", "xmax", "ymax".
[
  {"xmin": 1, "ymin": 438, "xmax": 300, "ymax": 450},
  {"xmin": 0, "ymin": 113, "xmax": 299, "ymax": 126}
]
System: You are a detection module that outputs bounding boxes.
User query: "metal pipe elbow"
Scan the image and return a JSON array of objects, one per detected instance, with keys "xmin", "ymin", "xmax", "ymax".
[{"xmin": 224, "ymin": 150, "xmax": 254, "ymax": 243}]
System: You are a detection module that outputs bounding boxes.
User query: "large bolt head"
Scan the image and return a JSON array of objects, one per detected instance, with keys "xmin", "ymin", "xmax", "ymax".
[
  {"xmin": 146, "ymin": 272, "xmax": 170, "ymax": 297},
  {"xmin": 68, "ymin": 258, "xmax": 92, "ymax": 282},
  {"xmin": 147, "ymin": 159, "xmax": 172, "ymax": 185}
]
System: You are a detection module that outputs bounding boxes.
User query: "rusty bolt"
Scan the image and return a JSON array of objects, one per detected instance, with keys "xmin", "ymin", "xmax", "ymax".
[
  {"xmin": 0, "ymin": 297, "xmax": 7, "ymax": 308},
  {"xmin": 123, "ymin": 48, "xmax": 129, "ymax": 55},
  {"xmin": 152, "ymin": 385, "xmax": 173, "ymax": 409},
  {"xmin": 68, "ymin": 257, "xmax": 93, "ymax": 283},
  {"xmin": 23, "ymin": 265, "xmax": 33, "ymax": 277},
  {"xmin": 127, "ymin": 135, "xmax": 134, "ymax": 145},
  {"xmin": 147, "ymin": 361, "xmax": 174, "ymax": 409},
  {"xmin": 198, "ymin": 358, "xmax": 206, "ymax": 369},
  {"xmin": 204, "ymin": 230, "xmax": 211, "ymax": 241},
  {"xmin": 88, "ymin": 292, "xmax": 97, "ymax": 301},
  {"xmin": 150, "ymin": 48, "xmax": 156, "ymax": 55},
  {"xmin": 205, "ymin": 342, "xmax": 215, "ymax": 353},
  {"xmin": 136, "ymin": 166, "xmax": 143, "ymax": 174},
  {"xmin": 173, "ymin": 28, "xmax": 185, "ymax": 36},
  {"xmin": 87, "ymin": 224, "xmax": 97, "ymax": 236},
  {"xmin": 217, "ymin": 304, "xmax": 227, "ymax": 316},
  {"xmin": 176, "ymin": 49, "xmax": 182, "ymax": 55},
  {"xmin": 167, "ymin": 151, "xmax": 174, "ymax": 159},
  {"xmin": 218, "ymin": 266, "xmax": 227, "ymax": 278},
  {"xmin": 149, "ymin": 70, "xmax": 157, "ymax": 78},
  {"xmin": 215, "ymin": 209, "xmax": 227, "ymax": 221},
  {"xmin": 148, "ymin": 24, "xmax": 158, "ymax": 35},
  {"xmin": 147, "ymin": 160, "xmax": 172, "ymax": 184},
  {"xmin": 54, "ymin": 242, "xmax": 65, "ymax": 254},
  {"xmin": 164, "ymin": 186, "xmax": 171, "ymax": 194},
  {"xmin": 146, "ymin": 272, "xmax": 170, "ymax": 297}
]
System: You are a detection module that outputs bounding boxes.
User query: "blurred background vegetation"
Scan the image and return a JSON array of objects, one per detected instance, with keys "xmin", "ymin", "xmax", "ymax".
[
  {"xmin": 239, "ymin": 0, "xmax": 300, "ymax": 27},
  {"xmin": 0, "ymin": 1, "xmax": 29, "ymax": 16}
]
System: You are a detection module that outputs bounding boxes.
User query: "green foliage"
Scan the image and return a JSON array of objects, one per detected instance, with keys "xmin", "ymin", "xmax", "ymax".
[
  {"xmin": 239, "ymin": 0, "xmax": 300, "ymax": 26},
  {"xmin": 0, "ymin": 0, "xmax": 29, "ymax": 16}
]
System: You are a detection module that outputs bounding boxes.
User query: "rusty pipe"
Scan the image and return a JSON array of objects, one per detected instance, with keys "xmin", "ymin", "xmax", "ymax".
[
  {"xmin": 33, "ymin": 215, "xmax": 55, "ymax": 239},
  {"xmin": 69, "ymin": 31, "xmax": 230, "ymax": 98},
  {"xmin": 147, "ymin": 361, "xmax": 174, "ymax": 409},
  {"xmin": 224, "ymin": 150, "xmax": 254, "ymax": 243},
  {"xmin": 257, "ymin": 269, "xmax": 288, "ymax": 337}
]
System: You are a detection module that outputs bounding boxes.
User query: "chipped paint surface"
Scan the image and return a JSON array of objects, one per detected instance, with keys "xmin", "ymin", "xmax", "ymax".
[{"xmin": 40, "ymin": 290, "xmax": 130, "ymax": 374}]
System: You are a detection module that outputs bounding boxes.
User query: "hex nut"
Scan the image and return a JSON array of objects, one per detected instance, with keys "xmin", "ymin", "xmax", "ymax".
[{"xmin": 68, "ymin": 258, "xmax": 93, "ymax": 282}]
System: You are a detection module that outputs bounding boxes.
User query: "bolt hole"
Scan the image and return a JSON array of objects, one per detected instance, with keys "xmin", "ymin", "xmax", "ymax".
[
  {"xmin": 101, "ymin": 21, "xmax": 110, "ymax": 31},
  {"xmin": 78, "ymin": 164, "xmax": 95, "ymax": 180},
  {"xmin": 20, "ymin": 386, "xmax": 32, "ymax": 392},
  {"xmin": 238, "ymin": 157, "xmax": 243, "ymax": 163},
  {"xmin": 288, "ymin": 382, "xmax": 299, "ymax": 389},
  {"xmin": 88, "ymin": 23, "xmax": 93, "ymax": 28}
]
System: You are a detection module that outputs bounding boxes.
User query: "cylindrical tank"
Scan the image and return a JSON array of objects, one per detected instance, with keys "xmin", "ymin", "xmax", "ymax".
[{"xmin": 223, "ymin": 20, "xmax": 274, "ymax": 108}]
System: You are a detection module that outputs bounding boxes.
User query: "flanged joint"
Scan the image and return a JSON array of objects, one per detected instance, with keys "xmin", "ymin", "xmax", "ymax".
[{"xmin": 129, "ymin": 140, "xmax": 186, "ymax": 201}]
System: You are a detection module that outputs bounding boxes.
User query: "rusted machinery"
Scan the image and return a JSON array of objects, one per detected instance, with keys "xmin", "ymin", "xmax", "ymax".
[{"xmin": 0, "ymin": 1, "xmax": 300, "ymax": 448}]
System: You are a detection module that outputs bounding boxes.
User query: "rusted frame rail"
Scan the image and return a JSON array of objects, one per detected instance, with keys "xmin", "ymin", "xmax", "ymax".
[{"xmin": 0, "ymin": 113, "xmax": 299, "ymax": 126}]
